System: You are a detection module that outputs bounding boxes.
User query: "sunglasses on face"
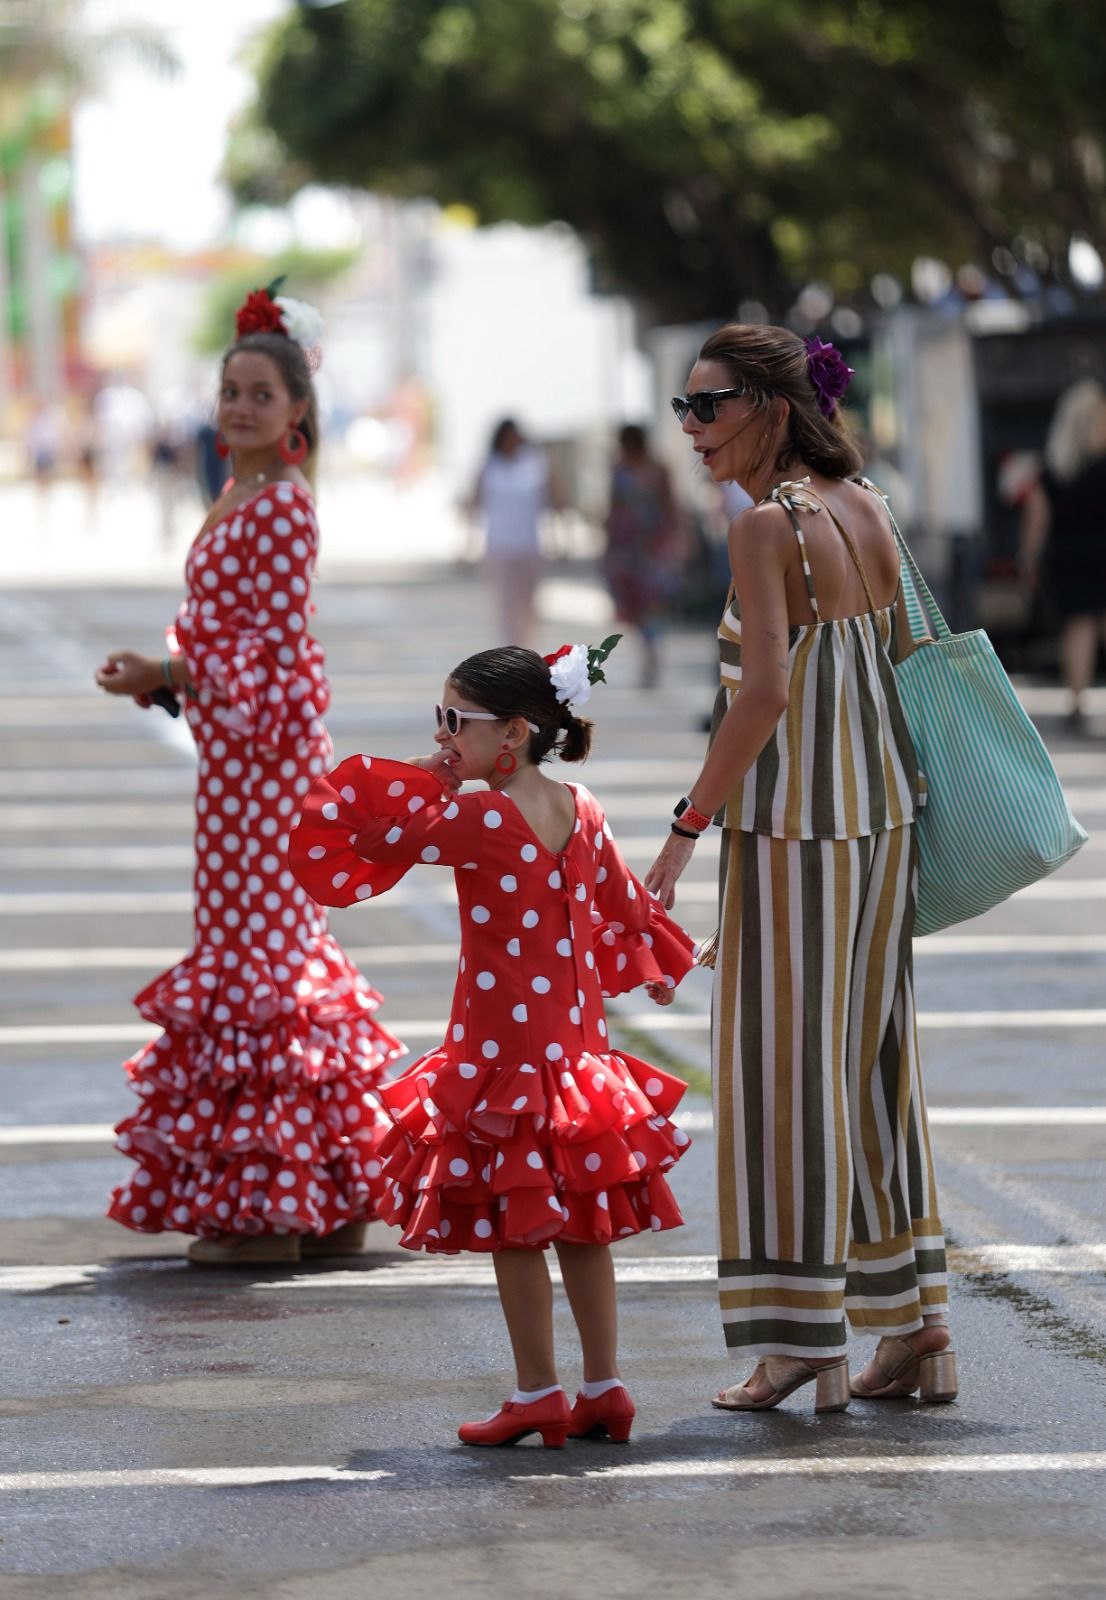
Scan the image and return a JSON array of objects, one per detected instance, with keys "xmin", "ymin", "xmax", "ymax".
[
  {"xmin": 670, "ymin": 387, "xmax": 749, "ymax": 424},
  {"xmin": 435, "ymin": 704, "xmax": 540, "ymax": 736}
]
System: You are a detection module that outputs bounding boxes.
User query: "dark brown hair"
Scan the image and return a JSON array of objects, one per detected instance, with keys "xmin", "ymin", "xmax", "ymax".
[
  {"xmin": 222, "ymin": 330, "xmax": 320, "ymax": 480},
  {"xmin": 448, "ymin": 646, "xmax": 593, "ymax": 765},
  {"xmin": 698, "ymin": 323, "xmax": 862, "ymax": 480}
]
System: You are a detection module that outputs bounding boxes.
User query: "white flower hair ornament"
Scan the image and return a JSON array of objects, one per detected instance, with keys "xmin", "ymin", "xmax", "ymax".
[
  {"xmin": 274, "ymin": 295, "xmax": 324, "ymax": 364},
  {"xmin": 543, "ymin": 634, "xmax": 622, "ymax": 712}
]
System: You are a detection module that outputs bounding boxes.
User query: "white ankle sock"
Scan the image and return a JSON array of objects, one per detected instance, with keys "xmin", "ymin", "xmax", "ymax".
[
  {"xmin": 580, "ymin": 1377, "xmax": 624, "ymax": 1399},
  {"xmin": 511, "ymin": 1384, "xmax": 564, "ymax": 1404}
]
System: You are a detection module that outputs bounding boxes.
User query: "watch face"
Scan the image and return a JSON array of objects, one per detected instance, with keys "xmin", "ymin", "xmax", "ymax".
[{"xmin": 674, "ymin": 797, "xmax": 690, "ymax": 818}]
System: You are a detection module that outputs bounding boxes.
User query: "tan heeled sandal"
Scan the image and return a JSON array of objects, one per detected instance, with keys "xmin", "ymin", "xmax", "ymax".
[
  {"xmin": 851, "ymin": 1338, "xmax": 959, "ymax": 1402},
  {"xmin": 712, "ymin": 1355, "xmax": 850, "ymax": 1414},
  {"xmin": 301, "ymin": 1221, "xmax": 368, "ymax": 1257},
  {"xmin": 187, "ymin": 1233, "xmax": 301, "ymax": 1267}
]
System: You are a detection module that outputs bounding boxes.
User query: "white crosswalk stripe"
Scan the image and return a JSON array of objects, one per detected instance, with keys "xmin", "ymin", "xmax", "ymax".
[
  {"xmin": 3, "ymin": 1244, "xmax": 1105, "ymax": 1297},
  {"xmin": 1, "ymin": 1008, "xmax": 1104, "ymax": 1048},
  {"xmin": 2, "ymin": 1105, "xmax": 1103, "ymax": 1149}
]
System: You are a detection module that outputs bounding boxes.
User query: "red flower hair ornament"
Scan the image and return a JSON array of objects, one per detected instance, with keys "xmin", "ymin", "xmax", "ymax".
[
  {"xmin": 232, "ymin": 275, "xmax": 325, "ymax": 370},
  {"xmin": 235, "ymin": 288, "xmax": 287, "ymax": 340}
]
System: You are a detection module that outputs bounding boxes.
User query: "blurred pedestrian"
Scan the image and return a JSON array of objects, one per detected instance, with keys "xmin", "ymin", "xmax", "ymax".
[
  {"xmin": 1020, "ymin": 378, "xmax": 1106, "ymax": 732},
  {"xmin": 647, "ymin": 323, "xmax": 957, "ymax": 1412},
  {"xmin": 25, "ymin": 401, "xmax": 66, "ymax": 486},
  {"xmin": 469, "ymin": 419, "xmax": 558, "ymax": 648},
  {"xmin": 74, "ymin": 402, "xmax": 102, "ymax": 532},
  {"xmin": 194, "ymin": 419, "xmax": 231, "ymax": 506},
  {"xmin": 602, "ymin": 424, "xmax": 679, "ymax": 688},
  {"xmin": 94, "ymin": 282, "xmax": 403, "ymax": 1266},
  {"xmin": 150, "ymin": 420, "xmax": 186, "ymax": 549}
]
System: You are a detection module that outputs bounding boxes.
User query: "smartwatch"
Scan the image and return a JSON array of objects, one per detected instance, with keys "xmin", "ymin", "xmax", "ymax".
[{"xmin": 673, "ymin": 796, "xmax": 711, "ymax": 833}]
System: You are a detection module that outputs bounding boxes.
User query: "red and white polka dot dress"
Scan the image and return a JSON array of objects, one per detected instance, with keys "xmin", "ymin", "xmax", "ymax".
[
  {"xmin": 108, "ymin": 483, "xmax": 404, "ymax": 1239},
  {"xmin": 290, "ymin": 755, "xmax": 696, "ymax": 1253}
]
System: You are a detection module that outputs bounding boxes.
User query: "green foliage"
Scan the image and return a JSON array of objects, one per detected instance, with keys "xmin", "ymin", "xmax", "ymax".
[
  {"xmin": 233, "ymin": 0, "xmax": 1106, "ymax": 319},
  {"xmin": 193, "ymin": 247, "xmax": 360, "ymax": 354}
]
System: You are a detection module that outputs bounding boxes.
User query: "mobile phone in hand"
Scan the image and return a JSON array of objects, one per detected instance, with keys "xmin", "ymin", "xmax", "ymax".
[{"xmin": 150, "ymin": 687, "xmax": 181, "ymax": 718}]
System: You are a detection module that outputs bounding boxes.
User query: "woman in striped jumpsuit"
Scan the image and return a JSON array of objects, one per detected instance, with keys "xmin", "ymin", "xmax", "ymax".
[{"xmin": 646, "ymin": 323, "xmax": 957, "ymax": 1411}]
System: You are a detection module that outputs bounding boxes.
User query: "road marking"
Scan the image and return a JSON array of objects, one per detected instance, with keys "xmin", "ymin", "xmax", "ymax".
[
  {"xmin": 3, "ymin": 932, "xmax": 1106, "ymax": 973},
  {"xmin": 0, "ymin": 803, "xmax": 197, "ymax": 831},
  {"xmin": 4, "ymin": 1009, "xmax": 1106, "ymax": 1048},
  {"xmin": 511, "ymin": 1452, "xmax": 1106, "ymax": 1484},
  {"xmin": 2, "ymin": 1454, "xmax": 1105, "ymax": 1494},
  {"xmin": 0, "ymin": 945, "xmax": 459, "ymax": 971},
  {"xmin": 4, "ymin": 1105, "xmax": 1104, "ymax": 1149},
  {"xmin": 4, "ymin": 877, "xmax": 1106, "ymax": 916},
  {"xmin": 3, "ymin": 1245, "xmax": 1104, "ymax": 1297},
  {"xmin": 1, "ymin": 837, "xmax": 721, "ymax": 870},
  {"xmin": 0, "ymin": 1465, "xmax": 392, "ymax": 1492},
  {"xmin": 677, "ymin": 1107, "xmax": 1106, "ymax": 1130},
  {"xmin": 0, "ymin": 847, "xmax": 196, "ymax": 870}
]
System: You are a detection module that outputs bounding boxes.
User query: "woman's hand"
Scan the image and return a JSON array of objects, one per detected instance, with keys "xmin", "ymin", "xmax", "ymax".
[
  {"xmin": 95, "ymin": 651, "xmax": 163, "ymax": 698},
  {"xmin": 644, "ymin": 979, "xmax": 675, "ymax": 1007},
  {"xmin": 644, "ymin": 831, "xmax": 697, "ymax": 910},
  {"xmin": 407, "ymin": 750, "xmax": 463, "ymax": 792}
]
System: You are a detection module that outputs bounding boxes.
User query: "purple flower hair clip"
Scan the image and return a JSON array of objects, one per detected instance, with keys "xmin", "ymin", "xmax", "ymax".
[{"xmin": 804, "ymin": 336, "xmax": 855, "ymax": 419}]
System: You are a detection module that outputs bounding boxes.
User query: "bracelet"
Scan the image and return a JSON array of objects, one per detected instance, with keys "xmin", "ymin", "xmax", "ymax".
[
  {"xmin": 673, "ymin": 795, "xmax": 711, "ymax": 833},
  {"xmin": 162, "ymin": 655, "xmax": 176, "ymax": 690},
  {"xmin": 671, "ymin": 822, "xmax": 700, "ymax": 840}
]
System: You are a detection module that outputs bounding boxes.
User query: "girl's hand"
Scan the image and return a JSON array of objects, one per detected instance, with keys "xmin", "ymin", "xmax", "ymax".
[
  {"xmin": 644, "ymin": 979, "xmax": 675, "ymax": 1006},
  {"xmin": 643, "ymin": 832, "xmax": 696, "ymax": 910},
  {"xmin": 408, "ymin": 750, "xmax": 463, "ymax": 792},
  {"xmin": 95, "ymin": 651, "xmax": 163, "ymax": 697}
]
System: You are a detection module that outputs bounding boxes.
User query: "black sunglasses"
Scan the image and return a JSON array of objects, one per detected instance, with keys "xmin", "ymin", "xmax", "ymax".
[{"xmin": 670, "ymin": 387, "xmax": 749, "ymax": 424}]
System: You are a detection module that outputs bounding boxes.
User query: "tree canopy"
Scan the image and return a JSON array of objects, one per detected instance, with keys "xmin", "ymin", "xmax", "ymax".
[{"xmin": 233, "ymin": 0, "xmax": 1106, "ymax": 321}]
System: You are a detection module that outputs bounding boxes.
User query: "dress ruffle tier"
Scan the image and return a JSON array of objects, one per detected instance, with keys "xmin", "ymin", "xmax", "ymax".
[
  {"xmin": 372, "ymin": 1045, "xmax": 691, "ymax": 1253},
  {"xmin": 107, "ymin": 935, "xmax": 403, "ymax": 1237}
]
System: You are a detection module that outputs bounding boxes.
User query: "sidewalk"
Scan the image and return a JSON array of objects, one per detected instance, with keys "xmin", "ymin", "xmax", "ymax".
[{"xmin": 0, "ymin": 471, "xmax": 472, "ymax": 587}]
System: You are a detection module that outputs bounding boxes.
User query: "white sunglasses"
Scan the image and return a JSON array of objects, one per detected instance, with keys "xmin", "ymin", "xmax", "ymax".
[{"xmin": 435, "ymin": 703, "xmax": 539, "ymax": 736}]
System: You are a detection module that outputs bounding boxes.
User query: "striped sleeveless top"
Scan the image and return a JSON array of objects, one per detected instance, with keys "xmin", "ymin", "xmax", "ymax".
[{"xmin": 712, "ymin": 477, "xmax": 921, "ymax": 840}]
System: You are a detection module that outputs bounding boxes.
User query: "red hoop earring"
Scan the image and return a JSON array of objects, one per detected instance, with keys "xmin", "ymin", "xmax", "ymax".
[
  {"xmin": 278, "ymin": 427, "xmax": 308, "ymax": 466},
  {"xmin": 495, "ymin": 749, "xmax": 518, "ymax": 775},
  {"xmin": 215, "ymin": 431, "xmax": 230, "ymax": 460}
]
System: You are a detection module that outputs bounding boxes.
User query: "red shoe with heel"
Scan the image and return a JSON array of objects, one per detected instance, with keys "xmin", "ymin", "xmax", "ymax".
[
  {"xmin": 567, "ymin": 1385, "xmax": 635, "ymax": 1442},
  {"xmin": 458, "ymin": 1391, "xmax": 571, "ymax": 1449}
]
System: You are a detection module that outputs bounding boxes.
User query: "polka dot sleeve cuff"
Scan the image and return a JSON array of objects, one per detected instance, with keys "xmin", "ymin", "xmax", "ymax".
[
  {"xmin": 289, "ymin": 754, "xmax": 480, "ymax": 906},
  {"xmin": 591, "ymin": 896, "xmax": 697, "ymax": 997}
]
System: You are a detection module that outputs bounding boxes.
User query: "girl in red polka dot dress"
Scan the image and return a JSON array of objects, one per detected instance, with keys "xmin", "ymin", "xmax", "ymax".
[
  {"xmin": 96, "ymin": 285, "xmax": 402, "ymax": 1265},
  {"xmin": 290, "ymin": 641, "xmax": 696, "ymax": 1447}
]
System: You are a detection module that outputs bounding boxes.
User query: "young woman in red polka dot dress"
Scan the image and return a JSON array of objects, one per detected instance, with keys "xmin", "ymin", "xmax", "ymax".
[
  {"xmin": 291, "ymin": 642, "xmax": 696, "ymax": 1447},
  {"xmin": 95, "ymin": 286, "xmax": 402, "ymax": 1265}
]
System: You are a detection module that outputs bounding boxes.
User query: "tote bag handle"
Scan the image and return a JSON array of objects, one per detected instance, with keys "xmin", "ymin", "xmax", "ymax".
[{"xmin": 883, "ymin": 503, "xmax": 949, "ymax": 655}]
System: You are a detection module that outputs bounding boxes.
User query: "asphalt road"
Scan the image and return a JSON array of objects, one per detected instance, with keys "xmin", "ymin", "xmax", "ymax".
[{"xmin": 2, "ymin": 522, "xmax": 1106, "ymax": 1600}]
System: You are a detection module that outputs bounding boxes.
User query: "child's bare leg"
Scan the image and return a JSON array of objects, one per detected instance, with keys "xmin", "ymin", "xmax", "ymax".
[
  {"xmin": 553, "ymin": 1240, "xmax": 620, "ymax": 1383},
  {"xmin": 493, "ymin": 1248, "xmax": 559, "ymax": 1390}
]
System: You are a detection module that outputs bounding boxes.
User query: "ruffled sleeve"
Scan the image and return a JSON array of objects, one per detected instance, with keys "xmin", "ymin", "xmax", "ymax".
[
  {"xmin": 289, "ymin": 755, "xmax": 484, "ymax": 907},
  {"xmin": 587, "ymin": 810, "xmax": 696, "ymax": 996},
  {"xmin": 175, "ymin": 485, "xmax": 327, "ymax": 757}
]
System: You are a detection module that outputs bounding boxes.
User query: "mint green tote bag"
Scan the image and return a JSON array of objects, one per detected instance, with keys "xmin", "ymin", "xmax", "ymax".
[{"xmin": 892, "ymin": 519, "xmax": 1087, "ymax": 936}]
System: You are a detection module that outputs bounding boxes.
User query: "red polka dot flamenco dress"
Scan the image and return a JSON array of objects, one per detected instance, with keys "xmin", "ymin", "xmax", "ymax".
[
  {"xmin": 108, "ymin": 484, "xmax": 404, "ymax": 1239},
  {"xmin": 290, "ymin": 756, "xmax": 696, "ymax": 1252}
]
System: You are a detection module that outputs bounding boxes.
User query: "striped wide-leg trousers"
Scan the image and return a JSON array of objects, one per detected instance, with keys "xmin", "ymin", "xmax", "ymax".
[{"xmin": 712, "ymin": 823, "xmax": 949, "ymax": 1360}]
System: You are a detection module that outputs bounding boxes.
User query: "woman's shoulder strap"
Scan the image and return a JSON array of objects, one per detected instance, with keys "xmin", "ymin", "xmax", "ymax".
[{"xmin": 764, "ymin": 477, "xmax": 821, "ymax": 620}]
